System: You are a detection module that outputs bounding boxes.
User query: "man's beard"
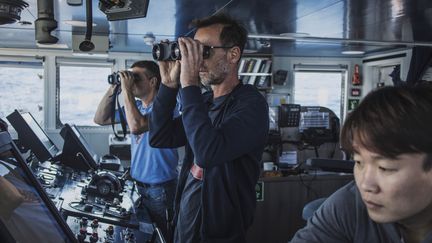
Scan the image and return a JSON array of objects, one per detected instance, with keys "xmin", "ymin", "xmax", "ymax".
[
  {"xmin": 200, "ymin": 62, "xmax": 229, "ymax": 86},
  {"xmin": 200, "ymin": 73, "xmax": 224, "ymax": 86}
]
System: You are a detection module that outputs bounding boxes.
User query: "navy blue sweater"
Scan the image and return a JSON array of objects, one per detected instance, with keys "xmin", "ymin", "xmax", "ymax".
[{"xmin": 149, "ymin": 83, "xmax": 269, "ymax": 243}]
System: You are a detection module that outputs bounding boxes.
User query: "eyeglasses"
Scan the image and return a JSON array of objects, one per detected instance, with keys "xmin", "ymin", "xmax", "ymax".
[{"xmin": 203, "ymin": 45, "xmax": 236, "ymax": 58}]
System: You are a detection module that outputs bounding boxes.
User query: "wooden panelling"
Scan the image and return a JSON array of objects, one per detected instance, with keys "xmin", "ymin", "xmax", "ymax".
[{"xmin": 247, "ymin": 174, "xmax": 353, "ymax": 243}]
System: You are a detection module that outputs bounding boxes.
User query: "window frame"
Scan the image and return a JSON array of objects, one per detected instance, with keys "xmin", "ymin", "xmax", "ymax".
[
  {"xmin": 55, "ymin": 58, "xmax": 115, "ymax": 129},
  {"xmin": 0, "ymin": 58, "xmax": 44, "ymax": 129},
  {"xmin": 293, "ymin": 64, "xmax": 348, "ymax": 120}
]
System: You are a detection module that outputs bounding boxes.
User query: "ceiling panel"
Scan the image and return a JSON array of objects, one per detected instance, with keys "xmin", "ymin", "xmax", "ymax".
[{"xmin": 0, "ymin": 0, "xmax": 431, "ymax": 57}]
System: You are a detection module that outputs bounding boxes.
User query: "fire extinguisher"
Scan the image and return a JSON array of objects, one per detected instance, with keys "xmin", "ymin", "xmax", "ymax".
[{"xmin": 352, "ymin": 64, "xmax": 361, "ymax": 85}]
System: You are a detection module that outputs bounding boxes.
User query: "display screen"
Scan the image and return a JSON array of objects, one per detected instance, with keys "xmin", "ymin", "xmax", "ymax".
[
  {"xmin": 0, "ymin": 132, "xmax": 75, "ymax": 242},
  {"xmin": 21, "ymin": 113, "xmax": 51, "ymax": 145},
  {"xmin": 7, "ymin": 111, "xmax": 60, "ymax": 162},
  {"xmin": 60, "ymin": 124, "xmax": 98, "ymax": 170},
  {"xmin": 70, "ymin": 125, "xmax": 98, "ymax": 162}
]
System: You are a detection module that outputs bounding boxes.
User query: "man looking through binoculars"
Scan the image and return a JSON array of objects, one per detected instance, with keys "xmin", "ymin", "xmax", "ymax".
[
  {"xmin": 94, "ymin": 61, "xmax": 180, "ymax": 240},
  {"xmin": 149, "ymin": 14, "xmax": 269, "ymax": 243}
]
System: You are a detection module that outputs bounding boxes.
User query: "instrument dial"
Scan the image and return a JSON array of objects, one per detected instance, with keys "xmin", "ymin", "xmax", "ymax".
[{"xmin": 97, "ymin": 181, "xmax": 112, "ymax": 195}]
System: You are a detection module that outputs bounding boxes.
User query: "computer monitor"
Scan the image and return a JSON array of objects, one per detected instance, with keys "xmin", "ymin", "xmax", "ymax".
[
  {"xmin": 6, "ymin": 110, "xmax": 60, "ymax": 162},
  {"xmin": 0, "ymin": 131, "xmax": 76, "ymax": 243},
  {"xmin": 60, "ymin": 123, "xmax": 98, "ymax": 171},
  {"xmin": 299, "ymin": 106, "xmax": 339, "ymax": 146}
]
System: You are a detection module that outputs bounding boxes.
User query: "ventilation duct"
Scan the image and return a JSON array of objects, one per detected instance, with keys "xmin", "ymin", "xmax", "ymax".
[{"xmin": 34, "ymin": 0, "xmax": 58, "ymax": 44}]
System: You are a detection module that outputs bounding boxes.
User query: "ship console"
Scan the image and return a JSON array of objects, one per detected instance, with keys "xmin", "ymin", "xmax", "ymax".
[{"xmin": 2, "ymin": 111, "xmax": 165, "ymax": 243}]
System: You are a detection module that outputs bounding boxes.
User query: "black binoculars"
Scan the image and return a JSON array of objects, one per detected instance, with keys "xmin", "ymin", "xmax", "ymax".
[
  {"xmin": 107, "ymin": 71, "xmax": 139, "ymax": 85},
  {"xmin": 152, "ymin": 41, "xmax": 211, "ymax": 61}
]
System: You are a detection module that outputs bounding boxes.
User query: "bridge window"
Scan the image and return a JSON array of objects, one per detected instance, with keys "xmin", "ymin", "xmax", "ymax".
[
  {"xmin": 57, "ymin": 60, "xmax": 113, "ymax": 126},
  {"xmin": 293, "ymin": 64, "xmax": 347, "ymax": 119},
  {"xmin": 0, "ymin": 61, "xmax": 44, "ymax": 125}
]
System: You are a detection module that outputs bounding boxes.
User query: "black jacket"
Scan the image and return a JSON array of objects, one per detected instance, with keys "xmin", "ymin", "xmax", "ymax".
[{"xmin": 149, "ymin": 83, "xmax": 269, "ymax": 243}]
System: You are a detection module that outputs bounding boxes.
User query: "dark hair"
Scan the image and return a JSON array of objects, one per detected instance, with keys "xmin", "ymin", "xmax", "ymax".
[
  {"xmin": 131, "ymin": 60, "xmax": 161, "ymax": 89},
  {"xmin": 341, "ymin": 83, "xmax": 432, "ymax": 170},
  {"xmin": 191, "ymin": 13, "xmax": 248, "ymax": 55}
]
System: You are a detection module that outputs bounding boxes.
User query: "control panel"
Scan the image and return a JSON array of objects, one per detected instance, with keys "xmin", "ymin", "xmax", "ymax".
[
  {"xmin": 32, "ymin": 161, "xmax": 154, "ymax": 243},
  {"xmin": 67, "ymin": 216, "xmax": 148, "ymax": 243}
]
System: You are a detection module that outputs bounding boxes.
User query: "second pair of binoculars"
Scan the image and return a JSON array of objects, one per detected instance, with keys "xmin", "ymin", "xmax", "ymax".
[
  {"xmin": 152, "ymin": 41, "xmax": 211, "ymax": 61},
  {"xmin": 107, "ymin": 71, "xmax": 140, "ymax": 85}
]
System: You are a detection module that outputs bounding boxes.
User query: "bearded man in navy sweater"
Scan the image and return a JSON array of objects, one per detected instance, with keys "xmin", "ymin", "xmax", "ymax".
[{"xmin": 149, "ymin": 14, "xmax": 269, "ymax": 243}]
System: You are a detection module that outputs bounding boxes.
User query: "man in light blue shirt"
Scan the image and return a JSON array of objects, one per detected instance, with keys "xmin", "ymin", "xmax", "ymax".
[{"xmin": 94, "ymin": 60, "xmax": 179, "ymax": 239}]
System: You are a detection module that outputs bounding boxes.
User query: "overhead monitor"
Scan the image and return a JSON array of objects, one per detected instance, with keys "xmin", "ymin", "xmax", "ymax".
[
  {"xmin": 60, "ymin": 123, "xmax": 98, "ymax": 171},
  {"xmin": 6, "ymin": 110, "xmax": 60, "ymax": 162},
  {"xmin": 0, "ymin": 131, "xmax": 76, "ymax": 242}
]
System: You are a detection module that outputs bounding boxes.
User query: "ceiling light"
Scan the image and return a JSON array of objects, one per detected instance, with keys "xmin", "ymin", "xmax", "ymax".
[
  {"xmin": 243, "ymin": 49, "xmax": 259, "ymax": 54},
  {"xmin": 72, "ymin": 52, "xmax": 108, "ymax": 58},
  {"xmin": 341, "ymin": 50, "xmax": 365, "ymax": 55},
  {"xmin": 341, "ymin": 44, "xmax": 365, "ymax": 55},
  {"xmin": 63, "ymin": 20, "xmax": 96, "ymax": 27},
  {"xmin": 36, "ymin": 43, "xmax": 69, "ymax": 49}
]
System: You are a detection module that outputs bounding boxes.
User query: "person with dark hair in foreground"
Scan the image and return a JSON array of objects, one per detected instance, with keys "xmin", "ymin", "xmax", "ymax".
[
  {"xmin": 149, "ymin": 14, "xmax": 269, "ymax": 243},
  {"xmin": 291, "ymin": 83, "xmax": 432, "ymax": 243}
]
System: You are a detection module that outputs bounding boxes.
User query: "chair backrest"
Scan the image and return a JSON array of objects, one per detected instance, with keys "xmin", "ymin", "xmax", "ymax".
[{"xmin": 302, "ymin": 197, "xmax": 327, "ymax": 220}]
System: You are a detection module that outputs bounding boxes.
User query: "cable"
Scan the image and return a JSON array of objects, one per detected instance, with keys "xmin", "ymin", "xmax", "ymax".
[
  {"xmin": 329, "ymin": 142, "xmax": 338, "ymax": 158},
  {"xmin": 76, "ymin": 152, "xmax": 94, "ymax": 171},
  {"xmin": 314, "ymin": 146, "xmax": 319, "ymax": 157}
]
